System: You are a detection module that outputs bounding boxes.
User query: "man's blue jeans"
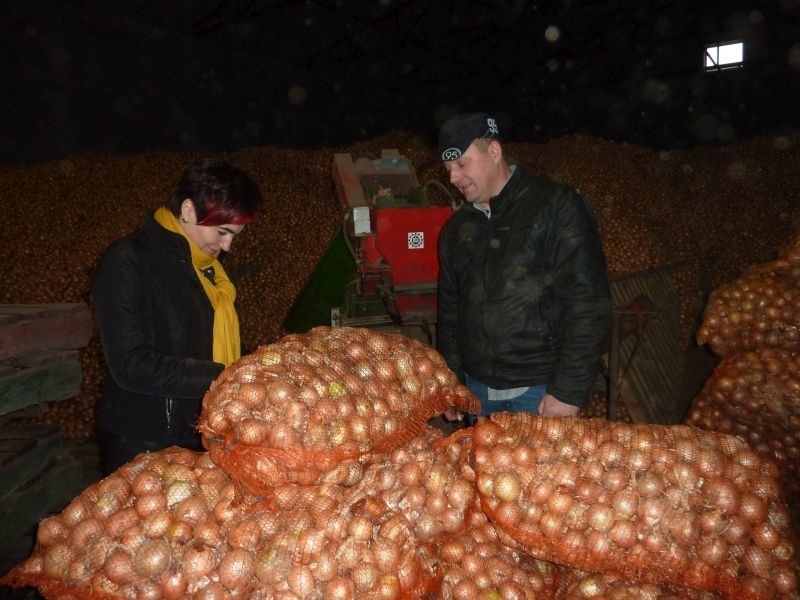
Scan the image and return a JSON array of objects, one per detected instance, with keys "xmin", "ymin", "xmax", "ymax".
[{"xmin": 466, "ymin": 375, "xmax": 547, "ymax": 417}]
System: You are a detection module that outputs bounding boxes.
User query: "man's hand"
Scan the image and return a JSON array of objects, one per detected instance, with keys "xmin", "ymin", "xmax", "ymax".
[
  {"xmin": 443, "ymin": 406, "xmax": 465, "ymax": 422},
  {"xmin": 538, "ymin": 394, "xmax": 580, "ymax": 417}
]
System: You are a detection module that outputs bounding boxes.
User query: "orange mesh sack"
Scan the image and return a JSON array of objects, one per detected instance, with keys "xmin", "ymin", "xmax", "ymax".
[
  {"xmin": 470, "ymin": 412, "xmax": 799, "ymax": 600},
  {"xmin": 0, "ymin": 446, "xmax": 266, "ymax": 600},
  {"xmin": 697, "ymin": 234, "xmax": 800, "ymax": 357},
  {"xmin": 684, "ymin": 348, "xmax": 800, "ymax": 538},
  {"xmin": 223, "ymin": 426, "xmax": 456, "ymax": 599},
  {"xmin": 198, "ymin": 326, "xmax": 479, "ymax": 494}
]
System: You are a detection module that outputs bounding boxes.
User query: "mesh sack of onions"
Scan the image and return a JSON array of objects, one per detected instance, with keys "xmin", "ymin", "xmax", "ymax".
[
  {"xmin": 0, "ymin": 446, "xmax": 272, "ymax": 599},
  {"xmin": 215, "ymin": 425, "xmax": 462, "ymax": 599},
  {"xmin": 697, "ymin": 236, "xmax": 800, "ymax": 357},
  {"xmin": 551, "ymin": 565, "xmax": 723, "ymax": 599},
  {"xmin": 684, "ymin": 347, "xmax": 800, "ymax": 538},
  {"xmin": 197, "ymin": 325, "xmax": 480, "ymax": 494},
  {"xmin": 437, "ymin": 512, "xmax": 557, "ymax": 599},
  {"xmin": 469, "ymin": 412, "xmax": 799, "ymax": 599}
]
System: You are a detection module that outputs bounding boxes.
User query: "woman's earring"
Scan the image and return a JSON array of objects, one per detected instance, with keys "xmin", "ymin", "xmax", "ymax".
[{"xmin": 181, "ymin": 217, "xmax": 189, "ymax": 223}]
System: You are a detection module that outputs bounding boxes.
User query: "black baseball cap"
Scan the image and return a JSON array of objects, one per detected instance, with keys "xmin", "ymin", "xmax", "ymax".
[{"xmin": 436, "ymin": 112, "xmax": 500, "ymax": 161}]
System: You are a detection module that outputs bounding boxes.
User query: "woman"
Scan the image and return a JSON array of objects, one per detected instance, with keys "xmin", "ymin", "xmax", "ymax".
[{"xmin": 92, "ymin": 158, "xmax": 263, "ymax": 475}]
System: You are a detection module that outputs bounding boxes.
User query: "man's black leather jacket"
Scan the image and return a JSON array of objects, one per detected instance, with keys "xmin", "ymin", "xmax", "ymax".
[{"xmin": 436, "ymin": 162, "xmax": 611, "ymax": 407}]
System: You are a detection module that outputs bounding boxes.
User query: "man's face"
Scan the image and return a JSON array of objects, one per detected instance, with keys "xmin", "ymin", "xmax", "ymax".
[{"xmin": 443, "ymin": 141, "xmax": 501, "ymax": 206}]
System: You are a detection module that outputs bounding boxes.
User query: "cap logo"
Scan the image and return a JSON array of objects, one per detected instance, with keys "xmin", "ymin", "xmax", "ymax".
[
  {"xmin": 441, "ymin": 147, "xmax": 462, "ymax": 161},
  {"xmin": 486, "ymin": 117, "xmax": 498, "ymax": 136}
]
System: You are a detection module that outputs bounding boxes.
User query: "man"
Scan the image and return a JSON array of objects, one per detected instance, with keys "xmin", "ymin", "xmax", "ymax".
[{"xmin": 435, "ymin": 113, "xmax": 611, "ymax": 419}]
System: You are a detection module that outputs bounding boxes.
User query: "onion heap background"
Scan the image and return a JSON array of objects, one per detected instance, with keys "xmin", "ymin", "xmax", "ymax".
[{"xmin": 1, "ymin": 130, "xmax": 799, "ymax": 439}]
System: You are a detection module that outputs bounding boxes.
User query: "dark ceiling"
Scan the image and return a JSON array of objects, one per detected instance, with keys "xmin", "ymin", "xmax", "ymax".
[{"xmin": 2, "ymin": 0, "xmax": 798, "ymax": 163}]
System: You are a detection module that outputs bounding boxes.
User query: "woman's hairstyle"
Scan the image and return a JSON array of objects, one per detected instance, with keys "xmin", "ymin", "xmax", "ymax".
[{"xmin": 167, "ymin": 159, "xmax": 263, "ymax": 226}]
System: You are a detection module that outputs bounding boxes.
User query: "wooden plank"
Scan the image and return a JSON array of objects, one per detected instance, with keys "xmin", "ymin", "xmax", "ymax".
[
  {"xmin": 0, "ymin": 453, "xmax": 85, "ymax": 551},
  {"xmin": 0, "ymin": 303, "xmax": 92, "ymax": 361},
  {"xmin": 0, "ymin": 426, "xmax": 62, "ymax": 500},
  {"xmin": 0, "ymin": 354, "xmax": 82, "ymax": 417}
]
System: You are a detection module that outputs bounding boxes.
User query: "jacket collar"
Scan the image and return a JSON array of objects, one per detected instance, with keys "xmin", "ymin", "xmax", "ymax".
[
  {"xmin": 141, "ymin": 210, "xmax": 192, "ymax": 257},
  {"xmin": 464, "ymin": 160, "xmax": 522, "ymax": 217}
]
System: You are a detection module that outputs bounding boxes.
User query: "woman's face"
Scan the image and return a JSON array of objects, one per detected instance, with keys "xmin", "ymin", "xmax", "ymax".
[{"xmin": 180, "ymin": 199, "xmax": 245, "ymax": 256}]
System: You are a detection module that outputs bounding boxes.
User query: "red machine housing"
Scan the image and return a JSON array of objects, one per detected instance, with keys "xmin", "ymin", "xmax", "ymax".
[{"xmin": 332, "ymin": 149, "xmax": 454, "ymax": 329}]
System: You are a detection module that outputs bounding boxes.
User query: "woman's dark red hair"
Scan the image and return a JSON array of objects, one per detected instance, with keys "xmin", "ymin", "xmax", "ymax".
[{"xmin": 167, "ymin": 158, "xmax": 263, "ymax": 226}]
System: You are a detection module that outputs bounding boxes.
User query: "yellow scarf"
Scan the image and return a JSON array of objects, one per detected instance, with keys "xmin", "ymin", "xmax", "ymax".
[{"xmin": 154, "ymin": 207, "xmax": 240, "ymax": 366}]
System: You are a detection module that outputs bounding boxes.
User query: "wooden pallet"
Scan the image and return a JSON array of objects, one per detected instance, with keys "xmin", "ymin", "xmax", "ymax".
[
  {"xmin": 0, "ymin": 303, "xmax": 92, "ymax": 582},
  {"xmin": 0, "ymin": 304, "xmax": 92, "ymax": 362}
]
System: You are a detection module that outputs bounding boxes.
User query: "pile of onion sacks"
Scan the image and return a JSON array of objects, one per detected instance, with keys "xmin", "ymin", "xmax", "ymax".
[{"xmin": 3, "ymin": 327, "xmax": 798, "ymax": 599}]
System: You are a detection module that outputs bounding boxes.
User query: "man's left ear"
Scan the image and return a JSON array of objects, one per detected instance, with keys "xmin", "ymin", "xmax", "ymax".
[{"xmin": 489, "ymin": 140, "xmax": 502, "ymax": 163}]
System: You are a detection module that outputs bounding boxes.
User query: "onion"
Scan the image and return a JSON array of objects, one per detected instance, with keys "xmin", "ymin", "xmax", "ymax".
[
  {"xmin": 218, "ymin": 548, "xmax": 255, "ymax": 590},
  {"xmin": 131, "ymin": 470, "xmax": 163, "ymax": 497},
  {"xmin": 696, "ymin": 537, "xmax": 728, "ymax": 566},
  {"xmin": 587, "ymin": 503, "xmax": 614, "ymax": 532},
  {"xmin": 608, "ymin": 520, "xmax": 636, "ymax": 548},
  {"xmin": 174, "ymin": 495, "xmax": 208, "ymax": 525},
  {"xmin": 61, "ymin": 498, "xmax": 91, "ymax": 527},
  {"xmin": 181, "ymin": 541, "xmax": 217, "ymax": 581},
  {"xmin": 134, "ymin": 539, "xmax": 171, "ymax": 578},
  {"xmin": 42, "ymin": 542, "xmax": 74, "ymax": 579},
  {"xmin": 611, "ymin": 489, "xmax": 638, "ymax": 519},
  {"xmin": 743, "ymin": 545, "xmax": 774, "ymax": 579},
  {"xmin": 160, "ymin": 568, "xmax": 188, "ymax": 600},
  {"xmin": 666, "ymin": 512, "xmax": 700, "ymax": 546},
  {"xmin": 135, "ymin": 492, "xmax": 167, "ymax": 518},
  {"xmin": 227, "ymin": 516, "xmax": 263, "ymax": 549},
  {"xmin": 68, "ymin": 516, "xmax": 104, "ymax": 551},
  {"xmin": 348, "ymin": 514, "xmax": 374, "ymax": 541},
  {"xmin": 546, "ymin": 491, "xmax": 574, "ymax": 515},
  {"xmin": 602, "ymin": 468, "xmax": 628, "ymax": 492},
  {"xmin": 105, "ymin": 507, "xmax": 140, "ymax": 539},
  {"xmin": 751, "ymin": 521, "xmax": 781, "ymax": 550},
  {"xmin": 104, "ymin": 548, "xmax": 135, "ymax": 585},
  {"xmin": 703, "ymin": 476, "xmax": 741, "ymax": 515},
  {"xmin": 447, "ymin": 480, "xmax": 474, "ymax": 510},
  {"xmin": 426, "ymin": 490, "xmax": 448, "ymax": 515},
  {"xmin": 352, "ymin": 562, "xmax": 381, "ymax": 592},
  {"xmin": 235, "ymin": 417, "xmax": 269, "ymax": 445},
  {"xmin": 142, "ymin": 510, "xmax": 173, "ymax": 538},
  {"xmin": 538, "ymin": 512, "xmax": 563, "ymax": 540},
  {"xmin": 326, "ymin": 576, "xmax": 356, "ymax": 599},
  {"xmin": 738, "ymin": 491, "xmax": 768, "ymax": 524},
  {"xmin": 636, "ymin": 473, "xmax": 664, "ymax": 498},
  {"xmin": 36, "ymin": 516, "xmax": 68, "ymax": 546}
]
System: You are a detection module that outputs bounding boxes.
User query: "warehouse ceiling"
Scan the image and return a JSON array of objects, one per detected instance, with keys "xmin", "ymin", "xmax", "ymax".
[{"xmin": 2, "ymin": 0, "xmax": 798, "ymax": 162}]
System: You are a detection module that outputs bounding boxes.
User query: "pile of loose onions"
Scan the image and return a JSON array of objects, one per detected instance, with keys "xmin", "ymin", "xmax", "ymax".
[
  {"xmin": 198, "ymin": 326, "xmax": 479, "ymax": 493},
  {"xmin": 470, "ymin": 412, "xmax": 798, "ymax": 599},
  {"xmin": 684, "ymin": 347, "xmax": 800, "ymax": 538},
  {"xmin": 697, "ymin": 234, "xmax": 800, "ymax": 357}
]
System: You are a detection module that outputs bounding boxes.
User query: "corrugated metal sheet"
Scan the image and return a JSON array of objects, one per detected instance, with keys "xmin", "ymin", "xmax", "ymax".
[{"xmin": 608, "ymin": 264, "xmax": 693, "ymax": 424}]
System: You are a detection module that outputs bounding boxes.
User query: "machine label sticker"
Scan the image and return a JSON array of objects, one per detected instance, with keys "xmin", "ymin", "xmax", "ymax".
[{"xmin": 408, "ymin": 232, "xmax": 424, "ymax": 249}]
